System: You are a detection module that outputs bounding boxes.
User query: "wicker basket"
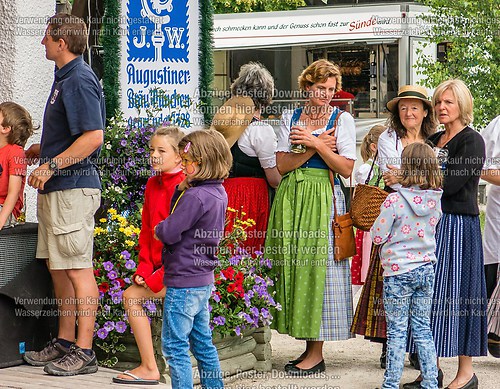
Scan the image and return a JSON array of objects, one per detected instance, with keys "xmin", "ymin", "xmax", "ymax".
[{"xmin": 350, "ymin": 184, "xmax": 389, "ymax": 231}]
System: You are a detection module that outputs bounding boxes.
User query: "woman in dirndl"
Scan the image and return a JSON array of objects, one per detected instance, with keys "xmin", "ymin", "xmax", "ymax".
[
  {"xmin": 213, "ymin": 62, "xmax": 281, "ymax": 255},
  {"xmin": 265, "ymin": 59, "xmax": 357, "ymax": 376},
  {"xmin": 351, "ymin": 85, "xmax": 437, "ymax": 369},
  {"xmin": 404, "ymin": 80, "xmax": 487, "ymax": 389}
]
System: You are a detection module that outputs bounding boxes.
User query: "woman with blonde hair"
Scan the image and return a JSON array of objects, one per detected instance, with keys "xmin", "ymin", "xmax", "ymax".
[
  {"xmin": 404, "ymin": 79, "xmax": 486, "ymax": 389},
  {"xmin": 266, "ymin": 59, "xmax": 357, "ymax": 375}
]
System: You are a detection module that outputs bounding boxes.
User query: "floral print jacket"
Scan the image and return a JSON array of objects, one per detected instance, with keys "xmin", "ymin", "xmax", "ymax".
[{"xmin": 371, "ymin": 186, "xmax": 443, "ymax": 277}]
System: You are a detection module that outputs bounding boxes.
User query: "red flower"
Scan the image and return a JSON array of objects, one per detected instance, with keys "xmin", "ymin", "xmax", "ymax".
[
  {"xmin": 222, "ymin": 266, "xmax": 235, "ymax": 280},
  {"xmin": 227, "ymin": 283, "xmax": 236, "ymax": 293},
  {"xmin": 117, "ymin": 278, "xmax": 125, "ymax": 288},
  {"xmin": 235, "ymin": 271, "xmax": 244, "ymax": 283},
  {"xmin": 98, "ymin": 282, "xmax": 109, "ymax": 293},
  {"xmin": 93, "ymin": 269, "xmax": 101, "ymax": 277}
]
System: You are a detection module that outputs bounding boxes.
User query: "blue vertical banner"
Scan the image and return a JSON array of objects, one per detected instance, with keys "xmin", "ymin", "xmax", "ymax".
[{"xmin": 121, "ymin": 0, "xmax": 201, "ymax": 129}]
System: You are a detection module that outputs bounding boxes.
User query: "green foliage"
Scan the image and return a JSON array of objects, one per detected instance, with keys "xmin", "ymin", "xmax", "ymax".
[
  {"xmin": 200, "ymin": 0, "xmax": 215, "ymax": 125},
  {"xmin": 102, "ymin": 0, "xmax": 121, "ymax": 120},
  {"xmin": 415, "ymin": 0, "xmax": 500, "ymax": 129},
  {"xmin": 213, "ymin": 0, "xmax": 306, "ymax": 14}
]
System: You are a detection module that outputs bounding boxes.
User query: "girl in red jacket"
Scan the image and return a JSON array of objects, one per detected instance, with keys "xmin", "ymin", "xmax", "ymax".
[{"xmin": 114, "ymin": 126, "xmax": 185, "ymax": 385}]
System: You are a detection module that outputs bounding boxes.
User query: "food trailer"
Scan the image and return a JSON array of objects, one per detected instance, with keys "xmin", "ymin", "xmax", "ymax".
[{"xmin": 212, "ymin": 3, "xmax": 435, "ymax": 139}]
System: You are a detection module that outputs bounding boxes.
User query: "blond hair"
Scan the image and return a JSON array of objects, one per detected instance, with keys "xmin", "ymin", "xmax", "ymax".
[
  {"xmin": 432, "ymin": 79, "xmax": 473, "ymax": 126},
  {"xmin": 152, "ymin": 126, "xmax": 185, "ymax": 153},
  {"xmin": 178, "ymin": 130, "xmax": 232, "ymax": 180},
  {"xmin": 298, "ymin": 59, "xmax": 342, "ymax": 92},
  {"xmin": 360, "ymin": 125, "xmax": 386, "ymax": 162},
  {"xmin": 400, "ymin": 143, "xmax": 442, "ymax": 190},
  {"xmin": 0, "ymin": 102, "xmax": 36, "ymax": 147}
]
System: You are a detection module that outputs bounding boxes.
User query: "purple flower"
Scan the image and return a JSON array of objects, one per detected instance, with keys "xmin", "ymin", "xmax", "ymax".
[
  {"xmin": 124, "ymin": 277, "xmax": 132, "ymax": 284},
  {"xmin": 250, "ymin": 307, "xmax": 259, "ymax": 317},
  {"xmin": 125, "ymin": 260, "xmax": 136, "ymax": 270},
  {"xmin": 235, "ymin": 326, "xmax": 241, "ymax": 336},
  {"xmin": 213, "ymin": 316, "xmax": 226, "ymax": 326},
  {"xmin": 208, "ymin": 304, "xmax": 212, "ymax": 313},
  {"xmin": 111, "ymin": 280, "xmax": 121, "ymax": 289},
  {"xmin": 244, "ymin": 294, "xmax": 251, "ymax": 307},
  {"xmin": 103, "ymin": 261, "xmax": 113, "ymax": 271},
  {"xmin": 107, "ymin": 270, "xmax": 118, "ymax": 280},
  {"xmin": 97, "ymin": 328, "xmax": 108, "ymax": 339},
  {"xmin": 104, "ymin": 321, "xmax": 115, "ymax": 332},
  {"xmin": 242, "ymin": 313, "xmax": 253, "ymax": 324},
  {"xmin": 111, "ymin": 291, "xmax": 124, "ymax": 304},
  {"xmin": 261, "ymin": 308, "xmax": 270, "ymax": 319},
  {"xmin": 213, "ymin": 293, "xmax": 220, "ymax": 303},
  {"xmin": 229, "ymin": 256, "xmax": 241, "ymax": 266},
  {"xmin": 115, "ymin": 321, "xmax": 127, "ymax": 333},
  {"xmin": 120, "ymin": 139, "xmax": 127, "ymax": 147},
  {"xmin": 143, "ymin": 300, "xmax": 157, "ymax": 313},
  {"xmin": 254, "ymin": 250, "xmax": 263, "ymax": 256},
  {"xmin": 121, "ymin": 250, "xmax": 131, "ymax": 260},
  {"xmin": 103, "ymin": 305, "xmax": 111, "ymax": 314}
]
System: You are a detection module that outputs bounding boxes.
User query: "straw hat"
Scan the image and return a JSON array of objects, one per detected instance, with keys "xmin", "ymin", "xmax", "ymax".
[
  {"xmin": 210, "ymin": 96, "xmax": 255, "ymax": 147},
  {"xmin": 386, "ymin": 85, "xmax": 432, "ymax": 113}
]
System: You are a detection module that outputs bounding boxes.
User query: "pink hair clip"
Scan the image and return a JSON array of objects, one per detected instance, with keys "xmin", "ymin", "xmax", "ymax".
[{"xmin": 183, "ymin": 141, "xmax": 191, "ymax": 153}]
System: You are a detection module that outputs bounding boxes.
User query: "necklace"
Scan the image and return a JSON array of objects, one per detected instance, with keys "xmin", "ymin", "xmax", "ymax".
[{"xmin": 304, "ymin": 106, "xmax": 330, "ymax": 120}]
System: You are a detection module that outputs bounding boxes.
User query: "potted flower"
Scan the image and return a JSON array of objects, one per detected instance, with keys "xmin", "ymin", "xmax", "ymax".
[{"xmin": 210, "ymin": 208, "xmax": 281, "ymax": 337}]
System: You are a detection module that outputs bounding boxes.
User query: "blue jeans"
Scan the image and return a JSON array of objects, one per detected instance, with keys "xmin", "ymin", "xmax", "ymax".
[
  {"xmin": 382, "ymin": 264, "xmax": 438, "ymax": 389},
  {"xmin": 162, "ymin": 285, "xmax": 224, "ymax": 389}
]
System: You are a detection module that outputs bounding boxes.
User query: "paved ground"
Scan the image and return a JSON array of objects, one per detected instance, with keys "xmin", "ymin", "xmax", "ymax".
[{"xmin": 227, "ymin": 330, "xmax": 499, "ymax": 389}]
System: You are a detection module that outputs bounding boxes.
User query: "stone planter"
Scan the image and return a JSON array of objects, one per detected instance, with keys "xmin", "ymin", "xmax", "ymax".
[{"xmin": 108, "ymin": 317, "xmax": 273, "ymax": 384}]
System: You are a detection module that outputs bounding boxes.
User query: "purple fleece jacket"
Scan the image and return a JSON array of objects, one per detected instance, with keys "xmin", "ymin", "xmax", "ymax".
[{"xmin": 155, "ymin": 179, "xmax": 227, "ymax": 288}]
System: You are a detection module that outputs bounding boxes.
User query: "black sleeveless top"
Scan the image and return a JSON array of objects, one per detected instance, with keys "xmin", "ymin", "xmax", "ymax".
[{"xmin": 229, "ymin": 142, "xmax": 266, "ymax": 178}]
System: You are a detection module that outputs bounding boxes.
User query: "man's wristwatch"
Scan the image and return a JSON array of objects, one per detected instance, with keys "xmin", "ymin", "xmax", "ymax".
[{"xmin": 48, "ymin": 158, "xmax": 59, "ymax": 173}]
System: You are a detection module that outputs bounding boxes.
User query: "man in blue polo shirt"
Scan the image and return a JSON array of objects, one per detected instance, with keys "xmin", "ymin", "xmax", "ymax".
[{"xmin": 23, "ymin": 13, "xmax": 105, "ymax": 376}]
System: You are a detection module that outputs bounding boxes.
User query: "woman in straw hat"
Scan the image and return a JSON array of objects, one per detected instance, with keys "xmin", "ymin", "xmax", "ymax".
[
  {"xmin": 266, "ymin": 59, "xmax": 357, "ymax": 376},
  {"xmin": 404, "ymin": 79, "xmax": 486, "ymax": 389},
  {"xmin": 213, "ymin": 62, "xmax": 280, "ymax": 254},
  {"xmin": 351, "ymin": 84, "xmax": 437, "ymax": 371}
]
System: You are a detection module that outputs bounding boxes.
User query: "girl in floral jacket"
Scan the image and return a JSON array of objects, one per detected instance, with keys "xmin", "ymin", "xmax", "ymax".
[{"xmin": 371, "ymin": 143, "xmax": 442, "ymax": 389}]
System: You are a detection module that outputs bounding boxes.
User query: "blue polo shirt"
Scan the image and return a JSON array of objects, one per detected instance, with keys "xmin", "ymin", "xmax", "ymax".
[{"xmin": 40, "ymin": 56, "xmax": 105, "ymax": 194}]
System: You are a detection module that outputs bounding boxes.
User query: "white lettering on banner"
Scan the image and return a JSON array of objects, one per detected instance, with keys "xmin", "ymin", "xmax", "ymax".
[
  {"xmin": 120, "ymin": 0, "xmax": 202, "ymax": 129},
  {"xmin": 213, "ymin": 5, "xmax": 427, "ymax": 49}
]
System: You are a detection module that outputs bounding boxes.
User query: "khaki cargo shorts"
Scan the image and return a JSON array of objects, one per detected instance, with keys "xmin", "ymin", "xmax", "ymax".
[{"xmin": 36, "ymin": 188, "xmax": 101, "ymax": 270}]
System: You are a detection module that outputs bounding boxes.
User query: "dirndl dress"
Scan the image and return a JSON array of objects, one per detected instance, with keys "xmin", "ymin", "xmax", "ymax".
[
  {"xmin": 351, "ymin": 244, "xmax": 387, "ymax": 340},
  {"xmin": 408, "ymin": 213, "xmax": 488, "ymax": 357},
  {"xmin": 224, "ymin": 177, "xmax": 269, "ymax": 254},
  {"xmin": 265, "ymin": 168, "xmax": 355, "ymax": 341}
]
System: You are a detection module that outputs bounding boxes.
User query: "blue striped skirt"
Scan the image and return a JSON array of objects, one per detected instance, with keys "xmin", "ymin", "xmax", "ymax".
[{"xmin": 408, "ymin": 213, "xmax": 488, "ymax": 357}]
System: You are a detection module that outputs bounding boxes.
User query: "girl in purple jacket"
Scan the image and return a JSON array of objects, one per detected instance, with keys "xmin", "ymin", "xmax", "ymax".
[{"xmin": 155, "ymin": 130, "xmax": 232, "ymax": 389}]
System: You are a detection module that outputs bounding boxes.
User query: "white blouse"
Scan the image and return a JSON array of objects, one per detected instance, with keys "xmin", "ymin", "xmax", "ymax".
[
  {"xmin": 237, "ymin": 120, "xmax": 277, "ymax": 169},
  {"xmin": 276, "ymin": 109, "xmax": 357, "ymax": 161},
  {"xmin": 481, "ymin": 115, "xmax": 500, "ymax": 265},
  {"xmin": 377, "ymin": 128, "xmax": 404, "ymax": 190}
]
